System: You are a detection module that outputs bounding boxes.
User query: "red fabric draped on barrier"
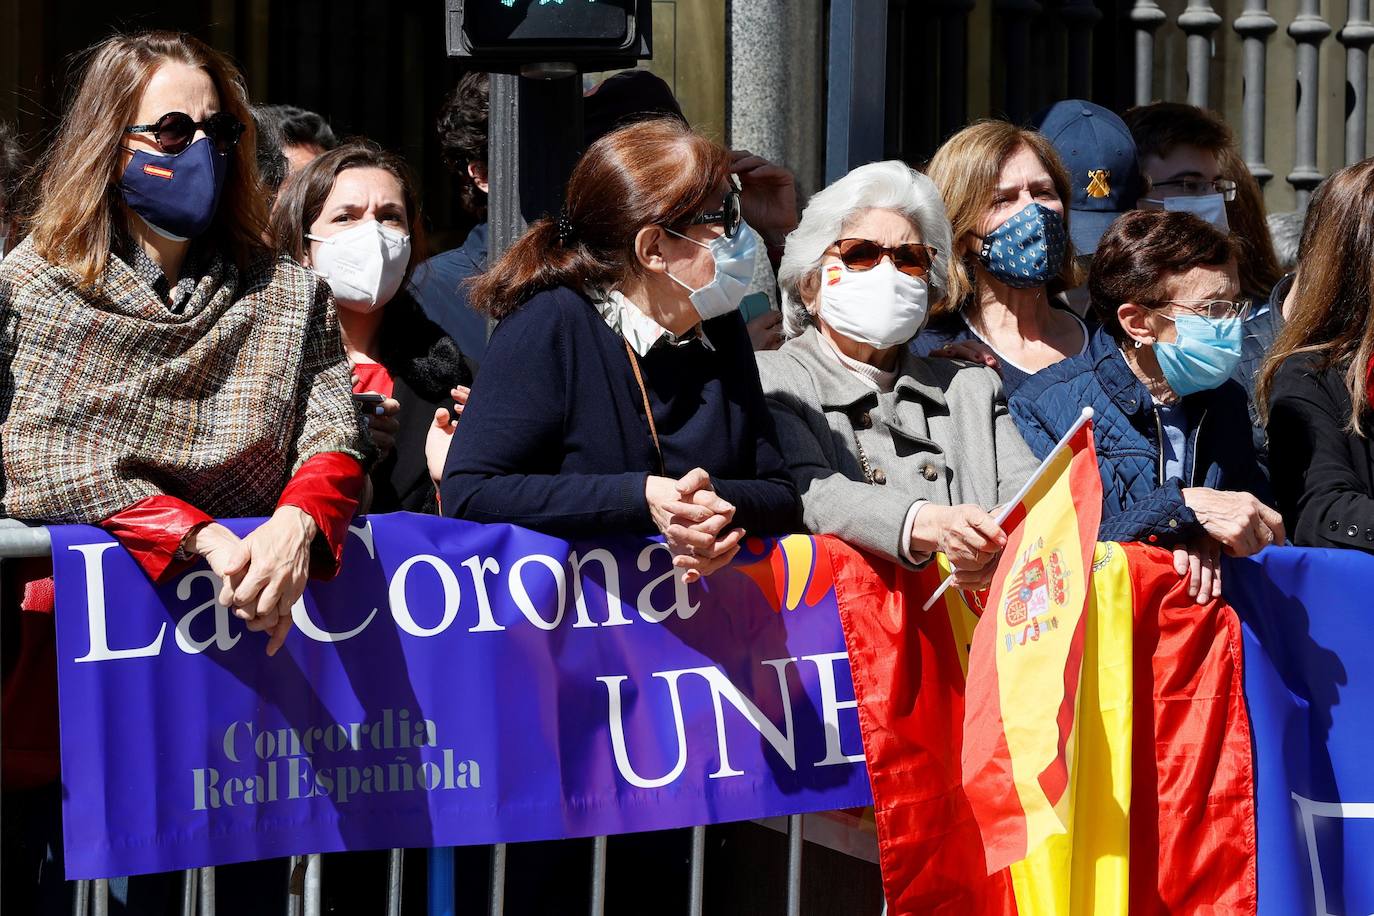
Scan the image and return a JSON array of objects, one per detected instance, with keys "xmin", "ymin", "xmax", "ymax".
[
  {"xmin": 828, "ymin": 539, "xmax": 1017, "ymax": 914},
  {"xmin": 1122, "ymin": 542, "xmax": 1257, "ymax": 916}
]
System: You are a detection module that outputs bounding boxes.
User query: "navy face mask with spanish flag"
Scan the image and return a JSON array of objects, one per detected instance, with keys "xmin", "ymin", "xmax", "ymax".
[{"xmin": 118, "ymin": 137, "xmax": 229, "ymax": 242}]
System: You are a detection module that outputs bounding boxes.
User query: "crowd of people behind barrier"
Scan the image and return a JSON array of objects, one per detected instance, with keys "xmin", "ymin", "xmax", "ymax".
[{"xmin": 2, "ymin": 26, "xmax": 1373, "ymax": 915}]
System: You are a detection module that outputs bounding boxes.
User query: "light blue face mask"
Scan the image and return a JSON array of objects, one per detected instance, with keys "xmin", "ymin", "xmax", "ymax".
[
  {"xmin": 1152, "ymin": 313, "xmax": 1243, "ymax": 396},
  {"xmin": 665, "ymin": 223, "xmax": 761, "ymax": 321}
]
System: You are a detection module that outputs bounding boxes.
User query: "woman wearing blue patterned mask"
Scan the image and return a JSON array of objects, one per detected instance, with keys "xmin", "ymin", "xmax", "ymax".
[
  {"xmin": 912, "ymin": 121, "xmax": 1092, "ymax": 395},
  {"xmin": 1009, "ymin": 210, "xmax": 1281, "ymax": 604}
]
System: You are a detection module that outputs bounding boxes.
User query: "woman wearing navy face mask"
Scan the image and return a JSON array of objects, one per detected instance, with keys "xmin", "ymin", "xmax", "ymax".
[
  {"xmin": 912, "ymin": 121, "xmax": 1093, "ymax": 395},
  {"xmin": 1010, "ymin": 210, "xmax": 1281, "ymax": 603},
  {"xmin": 0, "ymin": 32, "xmax": 370, "ymax": 658},
  {"xmin": 438, "ymin": 118, "xmax": 798, "ymax": 579}
]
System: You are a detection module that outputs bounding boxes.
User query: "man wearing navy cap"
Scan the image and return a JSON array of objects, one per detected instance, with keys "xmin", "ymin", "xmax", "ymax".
[
  {"xmin": 1033, "ymin": 100, "xmax": 1142, "ymax": 316},
  {"xmin": 1034, "ymin": 100, "xmax": 1143, "ymax": 255}
]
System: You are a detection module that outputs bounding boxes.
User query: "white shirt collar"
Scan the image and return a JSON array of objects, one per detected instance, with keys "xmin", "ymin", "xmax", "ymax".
[{"xmin": 589, "ymin": 288, "xmax": 715, "ymax": 357}]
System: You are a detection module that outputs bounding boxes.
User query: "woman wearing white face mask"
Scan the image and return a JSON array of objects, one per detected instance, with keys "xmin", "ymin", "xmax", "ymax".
[
  {"xmin": 759, "ymin": 161, "xmax": 1038, "ymax": 587},
  {"xmin": 440, "ymin": 118, "xmax": 798, "ymax": 580},
  {"xmin": 272, "ymin": 142, "xmax": 472, "ymax": 513}
]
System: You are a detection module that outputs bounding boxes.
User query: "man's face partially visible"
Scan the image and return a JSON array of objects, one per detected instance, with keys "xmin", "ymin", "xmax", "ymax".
[
  {"xmin": 284, "ymin": 142, "xmax": 326, "ymax": 175},
  {"xmin": 1140, "ymin": 144, "xmax": 1223, "ymax": 199}
]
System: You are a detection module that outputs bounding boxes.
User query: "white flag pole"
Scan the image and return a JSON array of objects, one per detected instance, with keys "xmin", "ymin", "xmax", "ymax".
[{"xmin": 920, "ymin": 406, "xmax": 1095, "ymax": 612}]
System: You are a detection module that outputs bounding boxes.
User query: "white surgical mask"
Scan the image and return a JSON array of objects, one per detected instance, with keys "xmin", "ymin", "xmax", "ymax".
[
  {"xmin": 307, "ymin": 220, "xmax": 412, "ymax": 313},
  {"xmin": 664, "ymin": 223, "xmax": 761, "ymax": 321},
  {"xmin": 1142, "ymin": 193, "xmax": 1230, "ymax": 232},
  {"xmin": 818, "ymin": 258, "xmax": 929, "ymax": 349}
]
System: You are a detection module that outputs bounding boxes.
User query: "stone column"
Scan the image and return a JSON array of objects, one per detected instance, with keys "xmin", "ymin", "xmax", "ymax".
[
  {"xmin": 1234, "ymin": 0, "xmax": 1278, "ymax": 185},
  {"xmin": 1288, "ymin": 0, "xmax": 1331, "ymax": 208},
  {"xmin": 1130, "ymin": 0, "xmax": 1168, "ymax": 106},
  {"xmin": 1339, "ymin": 0, "xmax": 1374, "ymax": 165},
  {"xmin": 728, "ymin": 0, "xmax": 826, "ymax": 200}
]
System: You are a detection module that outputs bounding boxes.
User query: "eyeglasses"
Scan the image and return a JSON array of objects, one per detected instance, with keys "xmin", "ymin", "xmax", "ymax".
[
  {"xmin": 1156, "ymin": 297, "xmax": 1252, "ymax": 321},
  {"xmin": 825, "ymin": 238, "xmax": 938, "ymax": 278},
  {"xmin": 684, "ymin": 189, "xmax": 743, "ymax": 239},
  {"xmin": 1148, "ymin": 177, "xmax": 1238, "ymax": 202},
  {"xmin": 125, "ymin": 111, "xmax": 245, "ymax": 155}
]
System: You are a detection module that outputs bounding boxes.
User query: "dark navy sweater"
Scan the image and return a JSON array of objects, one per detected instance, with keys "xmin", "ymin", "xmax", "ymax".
[{"xmin": 440, "ymin": 285, "xmax": 800, "ymax": 537}]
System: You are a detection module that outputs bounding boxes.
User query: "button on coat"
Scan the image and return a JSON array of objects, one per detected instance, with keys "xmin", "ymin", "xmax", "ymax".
[{"xmin": 758, "ymin": 327, "xmax": 1038, "ymax": 566}]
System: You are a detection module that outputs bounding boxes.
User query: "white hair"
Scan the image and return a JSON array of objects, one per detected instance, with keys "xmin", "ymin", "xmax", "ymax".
[{"xmin": 777, "ymin": 160, "xmax": 953, "ymax": 340}]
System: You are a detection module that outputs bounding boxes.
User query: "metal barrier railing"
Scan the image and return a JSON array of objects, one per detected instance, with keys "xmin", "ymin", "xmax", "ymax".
[
  {"xmin": 0, "ymin": 520, "xmax": 825, "ymax": 916},
  {"xmin": 53, "ymin": 818, "xmax": 812, "ymax": 915}
]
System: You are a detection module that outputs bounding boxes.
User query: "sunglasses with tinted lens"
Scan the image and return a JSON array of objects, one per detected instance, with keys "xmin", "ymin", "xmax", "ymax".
[
  {"xmin": 686, "ymin": 189, "xmax": 742, "ymax": 238},
  {"xmin": 828, "ymin": 238, "xmax": 937, "ymax": 278},
  {"xmin": 126, "ymin": 111, "xmax": 246, "ymax": 155}
]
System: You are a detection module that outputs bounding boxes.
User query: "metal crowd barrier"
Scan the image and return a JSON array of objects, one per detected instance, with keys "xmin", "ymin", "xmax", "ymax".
[{"xmin": 0, "ymin": 521, "xmax": 825, "ymax": 916}]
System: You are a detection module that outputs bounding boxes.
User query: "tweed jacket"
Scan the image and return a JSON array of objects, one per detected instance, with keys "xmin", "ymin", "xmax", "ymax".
[
  {"xmin": 757, "ymin": 328, "xmax": 1038, "ymax": 563},
  {"xmin": 0, "ymin": 237, "xmax": 369, "ymax": 523}
]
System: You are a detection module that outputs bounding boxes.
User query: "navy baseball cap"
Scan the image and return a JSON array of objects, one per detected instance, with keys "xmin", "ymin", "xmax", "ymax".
[{"xmin": 1032, "ymin": 100, "xmax": 1142, "ymax": 255}]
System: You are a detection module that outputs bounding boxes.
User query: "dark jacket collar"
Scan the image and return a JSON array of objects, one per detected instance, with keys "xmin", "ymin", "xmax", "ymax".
[
  {"xmin": 1085, "ymin": 325, "xmax": 1234, "ymax": 418},
  {"xmin": 462, "ymin": 222, "xmax": 489, "ymax": 268}
]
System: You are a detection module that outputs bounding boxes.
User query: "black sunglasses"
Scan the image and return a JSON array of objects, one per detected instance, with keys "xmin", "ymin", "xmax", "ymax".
[
  {"xmin": 126, "ymin": 111, "xmax": 245, "ymax": 155},
  {"xmin": 684, "ymin": 189, "xmax": 743, "ymax": 239}
]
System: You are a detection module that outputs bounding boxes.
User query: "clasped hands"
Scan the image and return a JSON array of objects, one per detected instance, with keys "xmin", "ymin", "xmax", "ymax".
[
  {"xmin": 1173, "ymin": 487, "xmax": 1286, "ymax": 603},
  {"xmin": 646, "ymin": 468, "xmax": 746, "ymax": 583},
  {"xmin": 183, "ymin": 505, "xmax": 318, "ymax": 657}
]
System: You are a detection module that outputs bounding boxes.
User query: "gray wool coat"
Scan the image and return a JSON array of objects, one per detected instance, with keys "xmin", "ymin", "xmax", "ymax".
[{"xmin": 756, "ymin": 328, "xmax": 1038, "ymax": 564}]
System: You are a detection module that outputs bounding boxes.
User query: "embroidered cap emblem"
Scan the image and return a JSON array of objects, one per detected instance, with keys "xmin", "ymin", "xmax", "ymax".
[{"xmin": 1086, "ymin": 169, "xmax": 1111, "ymax": 199}]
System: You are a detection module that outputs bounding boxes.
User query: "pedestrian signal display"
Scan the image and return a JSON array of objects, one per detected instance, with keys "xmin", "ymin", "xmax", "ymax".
[{"xmin": 446, "ymin": 0, "xmax": 652, "ymax": 69}]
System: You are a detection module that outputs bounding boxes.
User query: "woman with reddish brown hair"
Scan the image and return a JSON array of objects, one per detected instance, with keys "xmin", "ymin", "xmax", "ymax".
[
  {"xmin": 1262, "ymin": 158, "xmax": 1374, "ymax": 552},
  {"xmin": 0, "ymin": 30, "xmax": 369, "ymax": 653},
  {"xmin": 438, "ymin": 117, "xmax": 798, "ymax": 578}
]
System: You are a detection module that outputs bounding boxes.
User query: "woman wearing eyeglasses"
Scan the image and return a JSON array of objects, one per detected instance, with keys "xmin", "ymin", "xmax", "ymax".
[
  {"xmin": 910, "ymin": 121, "xmax": 1092, "ymax": 396},
  {"xmin": 758, "ymin": 161, "xmax": 1037, "ymax": 586},
  {"xmin": 0, "ymin": 32, "xmax": 369, "ymax": 658},
  {"xmin": 1010, "ymin": 210, "xmax": 1281, "ymax": 602},
  {"xmin": 439, "ymin": 118, "xmax": 798, "ymax": 579}
]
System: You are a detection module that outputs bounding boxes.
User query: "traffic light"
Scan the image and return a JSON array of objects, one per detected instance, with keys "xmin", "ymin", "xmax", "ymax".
[{"xmin": 446, "ymin": 0, "xmax": 652, "ymax": 72}]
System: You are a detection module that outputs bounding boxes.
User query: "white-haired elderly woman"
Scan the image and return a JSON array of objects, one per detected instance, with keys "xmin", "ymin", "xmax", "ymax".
[{"xmin": 757, "ymin": 161, "xmax": 1038, "ymax": 584}]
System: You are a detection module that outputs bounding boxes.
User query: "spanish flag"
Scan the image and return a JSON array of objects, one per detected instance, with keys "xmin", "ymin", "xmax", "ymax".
[
  {"xmin": 962, "ymin": 410, "xmax": 1102, "ymax": 874},
  {"xmin": 830, "ymin": 407, "xmax": 1256, "ymax": 914}
]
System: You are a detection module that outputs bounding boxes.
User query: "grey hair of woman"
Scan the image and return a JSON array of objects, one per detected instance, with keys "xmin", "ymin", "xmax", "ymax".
[{"xmin": 777, "ymin": 160, "xmax": 953, "ymax": 340}]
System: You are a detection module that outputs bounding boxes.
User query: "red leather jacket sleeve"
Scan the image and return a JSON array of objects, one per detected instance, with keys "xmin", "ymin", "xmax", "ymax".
[
  {"xmin": 99, "ymin": 495, "xmax": 215, "ymax": 584},
  {"xmin": 277, "ymin": 452, "xmax": 366, "ymax": 579}
]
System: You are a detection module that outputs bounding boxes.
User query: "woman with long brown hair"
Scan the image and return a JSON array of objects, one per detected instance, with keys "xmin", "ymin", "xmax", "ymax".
[
  {"xmin": 1261, "ymin": 159, "xmax": 1374, "ymax": 552},
  {"xmin": 912, "ymin": 120, "xmax": 1088, "ymax": 395},
  {"xmin": 438, "ymin": 117, "xmax": 798, "ymax": 579},
  {"xmin": 0, "ymin": 30, "xmax": 369, "ymax": 653}
]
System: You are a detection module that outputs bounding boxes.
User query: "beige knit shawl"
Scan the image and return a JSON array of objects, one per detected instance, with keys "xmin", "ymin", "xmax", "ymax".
[{"xmin": 0, "ymin": 237, "xmax": 369, "ymax": 523}]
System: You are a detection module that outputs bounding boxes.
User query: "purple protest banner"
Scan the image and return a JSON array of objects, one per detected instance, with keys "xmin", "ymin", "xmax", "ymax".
[{"xmin": 50, "ymin": 513, "xmax": 873, "ymax": 879}]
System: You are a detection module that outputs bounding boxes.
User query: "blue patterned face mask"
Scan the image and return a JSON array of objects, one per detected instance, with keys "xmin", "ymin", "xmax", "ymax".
[{"xmin": 977, "ymin": 202, "xmax": 1067, "ymax": 289}]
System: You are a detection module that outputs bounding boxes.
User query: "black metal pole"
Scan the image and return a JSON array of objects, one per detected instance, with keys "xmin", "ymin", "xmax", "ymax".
[{"xmin": 487, "ymin": 72, "xmax": 585, "ymax": 263}]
